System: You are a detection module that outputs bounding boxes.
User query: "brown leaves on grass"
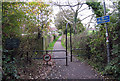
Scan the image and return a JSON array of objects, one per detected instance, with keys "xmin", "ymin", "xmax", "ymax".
[{"xmin": 17, "ymin": 59, "xmax": 55, "ymax": 79}]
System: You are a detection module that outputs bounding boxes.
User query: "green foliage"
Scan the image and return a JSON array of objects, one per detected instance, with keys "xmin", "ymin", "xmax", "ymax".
[
  {"xmin": 2, "ymin": 2, "xmax": 52, "ymax": 79},
  {"xmin": 61, "ymin": 1, "xmax": 120, "ymax": 79},
  {"xmin": 2, "ymin": 2, "xmax": 25, "ymax": 39},
  {"xmin": 80, "ymin": 1, "xmax": 120, "ymax": 79},
  {"xmin": 104, "ymin": 2, "xmax": 120, "ymax": 79},
  {"xmin": 2, "ymin": 54, "xmax": 19, "ymax": 80},
  {"xmin": 86, "ymin": 2, "xmax": 104, "ymax": 17},
  {"xmin": 59, "ymin": 1, "xmax": 120, "ymax": 79},
  {"xmin": 55, "ymin": 9, "xmax": 85, "ymax": 34},
  {"xmin": 61, "ymin": 35, "xmax": 66, "ymax": 48},
  {"xmin": 2, "ymin": 2, "xmax": 52, "ymax": 40}
]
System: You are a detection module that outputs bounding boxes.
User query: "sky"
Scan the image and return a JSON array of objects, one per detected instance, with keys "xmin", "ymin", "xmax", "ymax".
[
  {"xmin": 50, "ymin": 0, "xmax": 93, "ymax": 28},
  {"xmin": 48, "ymin": 0, "xmax": 114, "ymax": 28},
  {"xmin": 13, "ymin": 0, "xmax": 115, "ymax": 28}
]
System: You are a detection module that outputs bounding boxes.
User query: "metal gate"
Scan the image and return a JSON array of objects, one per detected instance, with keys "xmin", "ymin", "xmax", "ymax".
[{"xmin": 32, "ymin": 23, "xmax": 83, "ymax": 66}]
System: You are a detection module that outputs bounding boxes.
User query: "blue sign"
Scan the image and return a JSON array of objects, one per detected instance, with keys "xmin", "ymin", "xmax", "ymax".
[{"xmin": 97, "ymin": 15, "xmax": 110, "ymax": 24}]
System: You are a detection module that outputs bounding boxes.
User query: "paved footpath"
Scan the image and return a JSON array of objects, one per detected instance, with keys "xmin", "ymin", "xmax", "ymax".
[{"xmin": 47, "ymin": 36, "xmax": 103, "ymax": 79}]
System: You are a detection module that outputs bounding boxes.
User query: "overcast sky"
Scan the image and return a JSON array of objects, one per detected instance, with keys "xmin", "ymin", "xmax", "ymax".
[
  {"xmin": 18, "ymin": 0, "xmax": 115, "ymax": 28},
  {"xmin": 48, "ymin": 0, "xmax": 114, "ymax": 28},
  {"xmin": 50, "ymin": 0, "xmax": 93, "ymax": 28}
]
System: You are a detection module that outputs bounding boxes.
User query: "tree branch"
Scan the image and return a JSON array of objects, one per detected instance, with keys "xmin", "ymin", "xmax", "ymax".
[
  {"xmin": 68, "ymin": 1, "xmax": 75, "ymax": 13},
  {"xmin": 81, "ymin": 14, "xmax": 95, "ymax": 21},
  {"xmin": 63, "ymin": 16, "xmax": 73, "ymax": 24},
  {"xmin": 59, "ymin": 7, "xmax": 73, "ymax": 24},
  {"xmin": 87, "ymin": 14, "xmax": 94, "ymax": 28},
  {"xmin": 54, "ymin": 2, "xmax": 86, "ymax": 7},
  {"xmin": 78, "ymin": 7, "xmax": 88, "ymax": 13},
  {"xmin": 110, "ymin": 9, "xmax": 118, "ymax": 16},
  {"xmin": 109, "ymin": 0, "xmax": 118, "ymax": 9},
  {"xmin": 77, "ymin": 2, "xmax": 84, "ymax": 11}
]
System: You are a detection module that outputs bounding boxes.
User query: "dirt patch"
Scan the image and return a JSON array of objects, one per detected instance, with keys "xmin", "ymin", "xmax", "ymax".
[{"xmin": 17, "ymin": 59, "xmax": 55, "ymax": 79}]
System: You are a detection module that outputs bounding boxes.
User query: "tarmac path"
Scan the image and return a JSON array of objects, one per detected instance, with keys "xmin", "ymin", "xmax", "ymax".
[{"xmin": 47, "ymin": 36, "xmax": 103, "ymax": 79}]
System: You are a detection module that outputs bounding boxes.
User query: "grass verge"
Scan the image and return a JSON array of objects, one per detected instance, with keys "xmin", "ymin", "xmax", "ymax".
[
  {"xmin": 61, "ymin": 39, "xmax": 66, "ymax": 48},
  {"xmin": 47, "ymin": 35, "xmax": 61, "ymax": 50},
  {"xmin": 61, "ymin": 35, "xmax": 66, "ymax": 48}
]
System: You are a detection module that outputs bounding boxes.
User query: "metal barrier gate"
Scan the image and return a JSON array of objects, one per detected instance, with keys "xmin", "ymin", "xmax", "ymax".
[{"xmin": 32, "ymin": 23, "xmax": 84, "ymax": 66}]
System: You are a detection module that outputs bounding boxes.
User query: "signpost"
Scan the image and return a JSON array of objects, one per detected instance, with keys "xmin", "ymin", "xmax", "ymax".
[
  {"xmin": 97, "ymin": 15, "xmax": 110, "ymax": 24},
  {"xmin": 66, "ymin": 23, "xmax": 68, "ymax": 66},
  {"xmin": 43, "ymin": 54, "xmax": 51, "ymax": 62},
  {"xmin": 96, "ymin": 0, "xmax": 110, "ymax": 64},
  {"xmin": 103, "ymin": 1, "xmax": 110, "ymax": 64}
]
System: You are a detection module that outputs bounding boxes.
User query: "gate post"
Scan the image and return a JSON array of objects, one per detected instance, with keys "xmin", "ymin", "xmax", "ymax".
[
  {"xmin": 103, "ymin": 0, "xmax": 110, "ymax": 64},
  {"xmin": 66, "ymin": 23, "xmax": 68, "ymax": 66},
  {"xmin": 46, "ymin": 50, "xmax": 48, "ymax": 65},
  {"xmin": 69, "ymin": 23, "xmax": 72, "ymax": 62}
]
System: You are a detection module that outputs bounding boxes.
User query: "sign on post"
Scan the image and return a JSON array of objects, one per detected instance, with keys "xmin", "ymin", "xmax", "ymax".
[
  {"xmin": 43, "ymin": 54, "xmax": 51, "ymax": 62},
  {"xmin": 97, "ymin": 15, "xmax": 110, "ymax": 24},
  {"xmin": 5, "ymin": 38, "xmax": 20, "ymax": 49}
]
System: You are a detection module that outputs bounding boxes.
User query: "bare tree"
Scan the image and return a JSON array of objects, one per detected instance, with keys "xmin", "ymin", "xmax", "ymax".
[{"xmin": 53, "ymin": 0, "xmax": 94, "ymax": 34}]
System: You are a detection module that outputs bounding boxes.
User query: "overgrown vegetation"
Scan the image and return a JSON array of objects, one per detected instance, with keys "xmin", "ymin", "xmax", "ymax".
[
  {"xmin": 55, "ymin": 9, "xmax": 85, "ymax": 34},
  {"xmin": 86, "ymin": 1, "xmax": 120, "ymax": 79},
  {"xmin": 72, "ymin": 2, "xmax": 119, "ymax": 79},
  {"xmin": 2, "ymin": 1, "xmax": 120, "ymax": 80},
  {"xmin": 62, "ymin": 1, "xmax": 120, "ymax": 80},
  {"xmin": 2, "ymin": 2, "xmax": 52, "ymax": 80}
]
